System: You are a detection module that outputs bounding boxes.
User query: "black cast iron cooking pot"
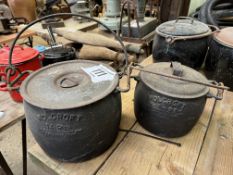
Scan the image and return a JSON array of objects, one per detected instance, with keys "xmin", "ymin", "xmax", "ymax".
[
  {"xmin": 134, "ymin": 62, "xmax": 210, "ymax": 138},
  {"xmin": 42, "ymin": 46, "xmax": 76, "ymax": 66},
  {"xmin": 205, "ymin": 27, "xmax": 233, "ymax": 90},
  {"xmin": 20, "ymin": 60, "xmax": 121, "ymax": 162},
  {"xmin": 152, "ymin": 17, "xmax": 217, "ymax": 69}
]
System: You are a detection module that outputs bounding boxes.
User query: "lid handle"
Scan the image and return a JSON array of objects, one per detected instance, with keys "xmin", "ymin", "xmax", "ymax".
[
  {"xmin": 175, "ymin": 16, "xmax": 194, "ymax": 24},
  {"xmin": 60, "ymin": 77, "xmax": 80, "ymax": 88},
  {"xmin": 171, "ymin": 62, "xmax": 183, "ymax": 77}
]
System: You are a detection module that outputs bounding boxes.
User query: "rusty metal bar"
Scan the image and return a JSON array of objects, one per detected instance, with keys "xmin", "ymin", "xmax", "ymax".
[{"xmin": 131, "ymin": 66, "xmax": 230, "ymax": 90}]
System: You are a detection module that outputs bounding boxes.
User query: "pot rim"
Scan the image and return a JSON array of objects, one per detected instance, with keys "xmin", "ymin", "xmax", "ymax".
[
  {"xmin": 156, "ymin": 27, "xmax": 212, "ymax": 42},
  {"xmin": 137, "ymin": 63, "xmax": 210, "ymax": 99},
  {"xmin": 20, "ymin": 60, "xmax": 120, "ymax": 110},
  {"xmin": 0, "ymin": 54, "xmax": 42, "ymax": 67},
  {"xmin": 139, "ymin": 79, "xmax": 210, "ymax": 99},
  {"xmin": 43, "ymin": 47, "xmax": 76, "ymax": 57},
  {"xmin": 213, "ymin": 27, "xmax": 233, "ymax": 49},
  {"xmin": 213, "ymin": 36, "xmax": 233, "ymax": 49}
]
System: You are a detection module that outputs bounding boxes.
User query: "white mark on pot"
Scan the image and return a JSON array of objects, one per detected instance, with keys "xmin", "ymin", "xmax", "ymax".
[
  {"xmin": 0, "ymin": 111, "xmax": 4, "ymax": 119},
  {"xmin": 81, "ymin": 65, "xmax": 116, "ymax": 83}
]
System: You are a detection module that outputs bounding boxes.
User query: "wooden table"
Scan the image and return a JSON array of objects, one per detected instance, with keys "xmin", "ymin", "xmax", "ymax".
[
  {"xmin": 0, "ymin": 29, "xmax": 36, "ymax": 46},
  {"xmin": 0, "ymin": 92, "xmax": 26, "ymax": 175},
  {"xmin": 27, "ymin": 57, "xmax": 233, "ymax": 175}
]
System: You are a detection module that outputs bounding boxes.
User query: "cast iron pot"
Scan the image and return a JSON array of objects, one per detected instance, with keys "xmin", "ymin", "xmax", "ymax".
[
  {"xmin": 205, "ymin": 27, "xmax": 233, "ymax": 90},
  {"xmin": 134, "ymin": 62, "xmax": 212, "ymax": 138},
  {"xmin": 152, "ymin": 17, "xmax": 218, "ymax": 69},
  {"xmin": 5, "ymin": 13, "xmax": 129, "ymax": 162},
  {"xmin": 42, "ymin": 46, "xmax": 76, "ymax": 66},
  {"xmin": 20, "ymin": 60, "xmax": 122, "ymax": 162}
]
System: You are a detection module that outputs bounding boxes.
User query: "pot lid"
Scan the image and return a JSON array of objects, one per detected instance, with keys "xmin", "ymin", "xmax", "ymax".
[
  {"xmin": 0, "ymin": 46, "xmax": 39, "ymax": 65},
  {"xmin": 140, "ymin": 62, "xmax": 209, "ymax": 99},
  {"xmin": 214, "ymin": 27, "xmax": 233, "ymax": 48},
  {"xmin": 156, "ymin": 18, "xmax": 210, "ymax": 36},
  {"xmin": 20, "ymin": 60, "xmax": 119, "ymax": 110},
  {"xmin": 43, "ymin": 47, "xmax": 74, "ymax": 58}
]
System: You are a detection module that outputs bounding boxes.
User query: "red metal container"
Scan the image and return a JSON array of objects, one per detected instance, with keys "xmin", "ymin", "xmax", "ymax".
[{"xmin": 0, "ymin": 45, "xmax": 43, "ymax": 102}]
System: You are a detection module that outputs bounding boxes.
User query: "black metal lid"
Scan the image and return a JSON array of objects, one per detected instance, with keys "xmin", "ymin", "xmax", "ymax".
[
  {"xmin": 43, "ymin": 47, "xmax": 75, "ymax": 59},
  {"xmin": 20, "ymin": 60, "xmax": 119, "ymax": 110},
  {"xmin": 140, "ymin": 62, "xmax": 209, "ymax": 99},
  {"xmin": 156, "ymin": 17, "xmax": 210, "ymax": 37}
]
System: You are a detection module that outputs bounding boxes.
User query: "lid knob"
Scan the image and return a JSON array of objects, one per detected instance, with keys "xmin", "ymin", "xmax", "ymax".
[
  {"xmin": 175, "ymin": 16, "xmax": 194, "ymax": 24},
  {"xmin": 60, "ymin": 77, "xmax": 81, "ymax": 88},
  {"xmin": 171, "ymin": 62, "xmax": 183, "ymax": 77}
]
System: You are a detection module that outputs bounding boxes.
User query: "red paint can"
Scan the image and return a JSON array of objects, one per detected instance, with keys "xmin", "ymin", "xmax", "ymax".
[{"xmin": 0, "ymin": 45, "xmax": 43, "ymax": 102}]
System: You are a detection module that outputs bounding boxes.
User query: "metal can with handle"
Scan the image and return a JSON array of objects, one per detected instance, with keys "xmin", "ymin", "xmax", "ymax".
[
  {"xmin": 0, "ymin": 45, "xmax": 43, "ymax": 102},
  {"xmin": 152, "ymin": 17, "xmax": 219, "ymax": 69}
]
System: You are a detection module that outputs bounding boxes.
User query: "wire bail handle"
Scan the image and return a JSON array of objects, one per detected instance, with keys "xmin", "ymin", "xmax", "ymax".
[{"xmin": 4, "ymin": 13, "xmax": 130, "ymax": 92}]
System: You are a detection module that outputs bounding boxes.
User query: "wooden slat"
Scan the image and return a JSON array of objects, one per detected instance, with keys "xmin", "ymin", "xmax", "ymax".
[
  {"xmin": 28, "ymin": 132, "xmax": 126, "ymax": 175},
  {"xmin": 194, "ymin": 91, "xmax": 233, "ymax": 175},
  {"xmin": 96, "ymin": 98, "xmax": 215, "ymax": 175},
  {"xmin": 0, "ymin": 29, "xmax": 36, "ymax": 44},
  {"xmin": 120, "ymin": 55, "xmax": 153, "ymax": 129},
  {"xmin": 27, "ymin": 20, "xmax": 97, "ymax": 38},
  {"xmin": 0, "ymin": 92, "xmax": 24, "ymax": 132},
  {"xmin": 120, "ymin": 77, "xmax": 137, "ymax": 129}
]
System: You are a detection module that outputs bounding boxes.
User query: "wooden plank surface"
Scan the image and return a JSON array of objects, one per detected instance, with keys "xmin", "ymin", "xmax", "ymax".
[
  {"xmin": 29, "ymin": 132, "xmax": 126, "ymax": 175},
  {"xmin": 28, "ymin": 56, "xmax": 232, "ymax": 175},
  {"xmin": 120, "ymin": 77, "xmax": 137, "ymax": 130},
  {"xmin": 0, "ymin": 29, "xmax": 36, "ymax": 44},
  {"xmin": 194, "ymin": 91, "xmax": 233, "ymax": 175},
  {"xmin": 96, "ymin": 99, "xmax": 215, "ymax": 175},
  {"xmin": 24, "ymin": 19, "xmax": 97, "ymax": 38},
  {"xmin": 0, "ymin": 92, "xmax": 24, "ymax": 132}
]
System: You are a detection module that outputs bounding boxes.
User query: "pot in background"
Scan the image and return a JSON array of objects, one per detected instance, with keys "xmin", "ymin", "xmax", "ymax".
[
  {"xmin": 205, "ymin": 27, "xmax": 233, "ymax": 90},
  {"xmin": 152, "ymin": 17, "xmax": 217, "ymax": 69},
  {"xmin": 42, "ymin": 46, "xmax": 76, "ymax": 66},
  {"xmin": 20, "ymin": 60, "xmax": 122, "ymax": 162},
  {"xmin": 0, "ymin": 46, "xmax": 43, "ymax": 102},
  {"xmin": 134, "ymin": 62, "xmax": 210, "ymax": 138}
]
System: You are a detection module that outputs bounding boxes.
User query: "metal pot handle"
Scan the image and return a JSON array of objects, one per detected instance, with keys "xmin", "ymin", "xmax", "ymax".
[
  {"xmin": 170, "ymin": 62, "xmax": 183, "ymax": 77},
  {"xmin": 4, "ymin": 13, "xmax": 130, "ymax": 93},
  {"xmin": 129, "ymin": 64, "xmax": 229, "ymax": 91},
  {"xmin": 157, "ymin": 23, "xmax": 219, "ymax": 44},
  {"xmin": 207, "ymin": 24, "xmax": 220, "ymax": 34},
  {"xmin": 206, "ymin": 81, "xmax": 224, "ymax": 100},
  {"xmin": 0, "ymin": 73, "xmax": 8, "ymax": 91},
  {"xmin": 175, "ymin": 16, "xmax": 194, "ymax": 24}
]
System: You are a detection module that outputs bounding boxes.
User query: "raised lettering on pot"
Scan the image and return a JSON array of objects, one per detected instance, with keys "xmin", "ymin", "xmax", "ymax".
[
  {"xmin": 150, "ymin": 96, "xmax": 185, "ymax": 113},
  {"xmin": 38, "ymin": 113, "xmax": 81, "ymax": 121},
  {"xmin": 40, "ymin": 123, "xmax": 82, "ymax": 136}
]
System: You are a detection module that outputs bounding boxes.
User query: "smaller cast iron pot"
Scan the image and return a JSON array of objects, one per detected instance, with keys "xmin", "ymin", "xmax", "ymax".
[
  {"xmin": 205, "ymin": 27, "xmax": 233, "ymax": 90},
  {"xmin": 134, "ymin": 62, "xmax": 220, "ymax": 138},
  {"xmin": 42, "ymin": 46, "xmax": 76, "ymax": 66},
  {"xmin": 152, "ymin": 17, "xmax": 218, "ymax": 69}
]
